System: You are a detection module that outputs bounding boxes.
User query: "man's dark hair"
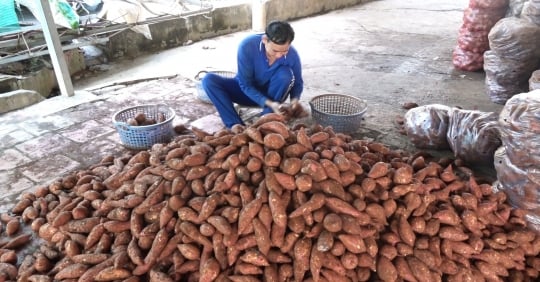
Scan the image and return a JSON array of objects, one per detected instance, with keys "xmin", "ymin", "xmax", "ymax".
[{"xmin": 265, "ymin": 21, "xmax": 295, "ymax": 45}]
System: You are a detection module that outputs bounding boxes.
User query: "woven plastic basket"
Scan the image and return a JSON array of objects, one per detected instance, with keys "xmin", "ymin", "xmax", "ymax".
[
  {"xmin": 194, "ymin": 70, "xmax": 236, "ymax": 103},
  {"xmin": 309, "ymin": 94, "xmax": 368, "ymax": 133},
  {"xmin": 112, "ymin": 104, "xmax": 176, "ymax": 150}
]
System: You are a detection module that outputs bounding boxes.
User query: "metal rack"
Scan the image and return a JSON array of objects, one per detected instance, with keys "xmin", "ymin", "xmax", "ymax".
[{"xmin": 0, "ymin": 0, "xmax": 214, "ymax": 65}]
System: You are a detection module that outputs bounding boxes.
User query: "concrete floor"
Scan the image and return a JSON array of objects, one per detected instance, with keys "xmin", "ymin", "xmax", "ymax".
[{"xmin": 0, "ymin": 0, "xmax": 503, "ymax": 211}]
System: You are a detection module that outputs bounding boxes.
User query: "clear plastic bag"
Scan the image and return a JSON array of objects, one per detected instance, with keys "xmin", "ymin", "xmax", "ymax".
[
  {"xmin": 483, "ymin": 50, "xmax": 538, "ymax": 104},
  {"xmin": 404, "ymin": 104, "xmax": 451, "ymax": 149},
  {"xmin": 488, "ymin": 17, "xmax": 540, "ymax": 60},
  {"xmin": 522, "ymin": 1, "xmax": 540, "ymax": 26},
  {"xmin": 506, "ymin": 0, "xmax": 528, "ymax": 17},
  {"xmin": 498, "ymin": 90, "xmax": 540, "ymax": 166},
  {"xmin": 530, "ymin": 70, "xmax": 540, "ymax": 90},
  {"xmin": 446, "ymin": 108, "xmax": 501, "ymax": 165},
  {"xmin": 494, "ymin": 146, "xmax": 540, "ymax": 231}
]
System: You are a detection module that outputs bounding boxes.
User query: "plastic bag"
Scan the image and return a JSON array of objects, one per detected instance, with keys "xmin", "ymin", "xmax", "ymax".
[
  {"xmin": 16, "ymin": 0, "xmax": 79, "ymax": 29},
  {"xmin": 506, "ymin": 0, "xmax": 528, "ymax": 17},
  {"xmin": 498, "ymin": 90, "xmax": 540, "ymax": 166},
  {"xmin": 446, "ymin": 108, "xmax": 501, "ymax": 165},
  {"xmin": 522, "ymin": 1, "xmax": 540, "ymax": 26},
  {"xmin": 484, "ymin": 50, "xmax": 538, "ymax": 104},
  {"xmin": 483, "ymin": 18, "xmax": 540, "ymax": 104},
  {"xmin": 488, "ymin": 17, "xmax": 540, "ymax": 60},
  {"xmin": 494, "ymin": 146, "xmax": 540, "ymax": 231},
  {"xmin": 404, "ymin": 104, "xmax": 451, "ymax": 149},
  {"xmin": 530, "ymin": 70, "xmax": 540, "ymax": 90}
]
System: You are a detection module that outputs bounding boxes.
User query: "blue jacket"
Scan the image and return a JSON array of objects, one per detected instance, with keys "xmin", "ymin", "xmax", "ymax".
[{"xmin": 236, "ymin": 34, "xmax": 303, "ymax": 107}]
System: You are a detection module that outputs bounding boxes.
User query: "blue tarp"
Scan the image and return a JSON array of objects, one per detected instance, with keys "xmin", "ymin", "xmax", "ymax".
[{"xmin": 0, "ymin": 0, "xmax": 20, "ymax": 33}]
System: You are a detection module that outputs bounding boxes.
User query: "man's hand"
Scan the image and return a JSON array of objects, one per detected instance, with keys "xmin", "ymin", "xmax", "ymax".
[{"xmin": 265, "ymin": 100, "xmax": 281, "ymax": 113}]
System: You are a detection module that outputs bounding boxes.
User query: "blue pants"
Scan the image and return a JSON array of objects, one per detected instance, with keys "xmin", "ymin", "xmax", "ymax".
[{"xmin": 202, "ymin": 66, "xmax": 294, "ymax": 128}]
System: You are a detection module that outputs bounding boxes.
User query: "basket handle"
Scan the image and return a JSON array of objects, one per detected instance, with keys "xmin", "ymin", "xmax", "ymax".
[{"xmin": 194, "ymin": 70, "xmax": 209, "ymax": 81}]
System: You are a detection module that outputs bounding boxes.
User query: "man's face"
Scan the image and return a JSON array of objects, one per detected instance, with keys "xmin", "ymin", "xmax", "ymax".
[{"xmin": 264, "ymin": 37, "xmax": 290, "ymax": 61}]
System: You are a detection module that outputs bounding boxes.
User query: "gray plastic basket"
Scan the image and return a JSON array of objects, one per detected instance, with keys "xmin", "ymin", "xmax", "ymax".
[
  {"xmin": 194, "ymin": 70, "xmax": 237, "ymax": 103},
  {"xmin": 112, "ymin": 104, "xmax": 176, "ymax": 150},
  {"xmin": 309, "ymin": 94, "xmax": 368, "ymax": 133}
]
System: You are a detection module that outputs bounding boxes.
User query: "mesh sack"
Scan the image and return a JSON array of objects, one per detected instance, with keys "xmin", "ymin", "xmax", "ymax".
[
  {"xmin": 469, "ymin": 0, "xmax": 509, "ymax": 9},
  {"xmin": 463, "ymin": 7, "xmax": 508, "ymax": 31},
  {"xmin": 404, "ymin": 104, "xmax": 451, "ymax": 149},
  {"xmin": 457, "ymin": 26, "xmax": 490, "ymax": 53},
  {"xmin": 452, "ymin": 45, "xmax": 485, "ymax": 71},
  {"xmin": 446, "ymin": 108, "xmax": 501, "ymax": 165}
]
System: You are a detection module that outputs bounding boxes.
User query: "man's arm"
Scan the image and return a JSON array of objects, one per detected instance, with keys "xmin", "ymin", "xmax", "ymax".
[{"xmin": 236, "ymin": 37, "xmax": 268, "ymax": 107}]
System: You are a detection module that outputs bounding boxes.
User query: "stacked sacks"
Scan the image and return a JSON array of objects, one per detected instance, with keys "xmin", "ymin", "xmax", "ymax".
[
  {"xmin": 484, "ymin": 17, "xmax": 540, "ymax": 104},
  {"xmin": 453, "ymin": 0, "xmax": 509, "ymax": 71},
  {"xmin": 404, "ymin": 105, "xmax": 501, "ymax": 166},
  {"xmin": 495, "ymin": 90, "xmax": 540, "ymax": 231}
]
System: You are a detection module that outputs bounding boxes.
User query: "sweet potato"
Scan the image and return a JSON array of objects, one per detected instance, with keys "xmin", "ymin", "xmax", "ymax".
[
  {"xmin": 323, "ymin": 213, "xmax": 343, "ymax": 233},
  {"xmin": 320, "ymin": 159, "xmax": 341, "ymax": 182},
  {"xmin": 377, "ymin": 256, "xmax": 398, "ymax": 282},
  {"xmin": 179, "ymin": 221, "xmax": 212, "ymax": 248},
  {"xmin": 293, "ymin": 237, "xmax": 311, "ymax": 281},
  {"xmin": 258, "ymin": 121, "xmax": 290, "ymax": 139},
  {"xmin": 252, "ymin": 218, "xmax": 271, "ymax": 256},
  {"xmin": 263, "ymin": 133, "xmax": 286, "ymax": 150},
  {"xmin": 240, "ymin": 249, "xmax": 270, "ymax": 267},
  {"xmin": 398, "ymin": 215, "xmax": 416, "ymax": 247},
  {"xmin": 199, "ymin": 257, "xmax": 221, "ymax": 281},
  {"xmin": 368, "ymin": 162, "xmax": 389, "ymax": 178},
  {"xmin": 338, "ymin": 234, "xmax": 366, "ymax": 254},
  {"xmin": 406, "ymin": 256, "xmax": 432, "ymax": 282},
  {"xmin": 301, "ymin": 159, "xmax": 328, "ymax": 182},
  {"xmin": 316, "ymin": 230, "xmax": 334, "ymax": 252},
  {"xmin": 310, "ymin": 131, "xmax": 329, "ymax": 144},
  {"xmin": 295, "ymin": 174, "xmax": 313, "ymax": 192},
  {"xmin": 94, "ymin": 266, "xmax": 131, "ymax": 281},
  {"xmin": 325, "ymin": 197, "xmax": 362, "ymax": 218},
  {"xmin": 54, "ymin": 263, "xmax": 89, "ymax": 280},
  {"xmin": 289, "ymin": 193, "xmax": 325, "ymax": 218},
  {"xmin": 274, "ymin": 172, "xmax": 296, "ymax": 190},
  {"xmin": 238, "ymin": 198, "xmax": 263, "ymax": 235},
  {"xmin": 432, "ymin": 209, "xmax": 461, "ymax": 226}
]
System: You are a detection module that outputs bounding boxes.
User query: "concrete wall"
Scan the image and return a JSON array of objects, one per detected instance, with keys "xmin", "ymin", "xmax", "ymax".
[
  {"xmin": 104, "ymin": 0, "xmax": 369, "ymax": 58},
  {"xmin": 265, "ymin": 0, "xmax": 367, "ymax": 21}
]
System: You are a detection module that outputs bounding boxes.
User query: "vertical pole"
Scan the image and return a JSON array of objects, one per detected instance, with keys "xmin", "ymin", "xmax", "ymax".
[
  {"xmin": 252, "ymin": 0, "xmax": 267, "ymax": 32},
  {"xmin": 37, "ymin": 0, "xmax": 74, "ymax": 97}
]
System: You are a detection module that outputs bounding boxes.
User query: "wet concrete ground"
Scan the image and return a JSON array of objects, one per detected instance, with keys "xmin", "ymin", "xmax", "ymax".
[{"xmin": 0, "ymin": 0, "xmax": 503, "ymax": 211}]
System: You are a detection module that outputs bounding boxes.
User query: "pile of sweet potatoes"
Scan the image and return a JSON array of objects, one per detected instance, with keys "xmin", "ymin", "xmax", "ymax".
[{"xmin": 2, "ymin": 113, "xmax": 540, "ymax": 281}]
